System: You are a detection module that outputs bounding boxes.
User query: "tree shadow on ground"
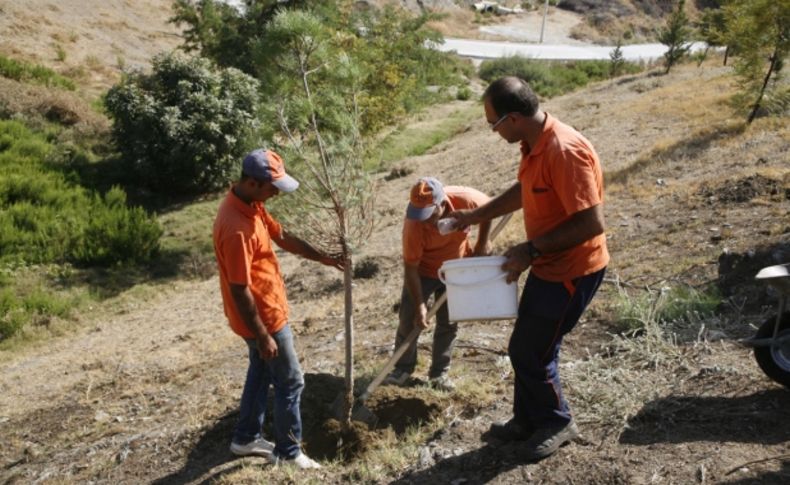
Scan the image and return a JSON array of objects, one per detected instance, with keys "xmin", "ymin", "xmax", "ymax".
[
  {"xmin": 151, "ymin": 372, "xmax": 345, "ymax": 484},
  {"xmin": 620, "ymin": 388, "xmax": 790, "ymax": 446}
]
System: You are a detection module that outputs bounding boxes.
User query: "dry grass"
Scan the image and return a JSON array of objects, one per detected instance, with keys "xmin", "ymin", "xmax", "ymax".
[{"xmin": 0, "ymin": 77, "xmax": 108, "ymax": 132}]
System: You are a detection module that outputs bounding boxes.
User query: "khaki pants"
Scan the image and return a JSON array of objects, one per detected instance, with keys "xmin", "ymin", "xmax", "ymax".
[{"xmin": 392, "ymin": 276, "xmax": 458, "ymax": 378}]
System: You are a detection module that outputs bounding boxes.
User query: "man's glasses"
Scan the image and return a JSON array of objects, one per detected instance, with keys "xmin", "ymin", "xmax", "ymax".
[{"xmin": 488, "ymin": 113, "xmax": 509, "ymax": 130}]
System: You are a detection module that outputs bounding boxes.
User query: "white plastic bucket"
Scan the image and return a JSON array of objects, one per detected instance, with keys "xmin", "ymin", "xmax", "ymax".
[{"xmin": 438, "ymin": 256, "xmax": 518, "ymax": 321}]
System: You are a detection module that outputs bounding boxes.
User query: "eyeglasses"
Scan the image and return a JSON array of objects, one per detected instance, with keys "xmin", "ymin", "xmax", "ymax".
[{"xmin": 488, "ymin": 113, "xmax": 509, "ymax": 130}]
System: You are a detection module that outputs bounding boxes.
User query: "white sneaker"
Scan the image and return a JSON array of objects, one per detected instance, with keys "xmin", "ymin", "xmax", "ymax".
[
  {"xmin": 429, "ymin": 374, "xmax": 456, "ymax": 392},
  {"xmin": 270, "ymin": 452, "xmax": 322, "ymax": 469},
  {"xmin": 230, "ymin": 437, "xmax": 274, "ymax": 457}
]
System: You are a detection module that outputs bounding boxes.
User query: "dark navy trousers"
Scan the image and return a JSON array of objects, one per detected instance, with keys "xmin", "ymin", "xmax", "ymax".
[{"xmin": 509, "ymin": 267, "xmax": 606, "ymax": 428}]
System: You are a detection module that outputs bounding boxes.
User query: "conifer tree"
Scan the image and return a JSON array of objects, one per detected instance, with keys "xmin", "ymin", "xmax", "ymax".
[
  {"xmin": 610, "ymin": 38, "xmax": 626, "ymax": 77},
  {"xmin": 722, "ymin": 0, "xmax": 790, "ymax": 123},
  {"xmin": 659, "ymin": 0, "xmax": 692, "ymax": 74},
  {"xmin": 263, "ymin": 10, "xmax": 375, "ymax": 423}
]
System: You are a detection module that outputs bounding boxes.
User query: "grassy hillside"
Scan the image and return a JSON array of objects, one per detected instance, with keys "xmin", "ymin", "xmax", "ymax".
[{"xmin": 0, "ymin": 0, "xmax": 182, "ymax": 96}]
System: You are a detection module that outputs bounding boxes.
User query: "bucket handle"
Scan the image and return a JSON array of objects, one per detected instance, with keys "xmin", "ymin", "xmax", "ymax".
[{"xmin": 438, "ymin": 270, "xmax": 509, "ymax": 288}]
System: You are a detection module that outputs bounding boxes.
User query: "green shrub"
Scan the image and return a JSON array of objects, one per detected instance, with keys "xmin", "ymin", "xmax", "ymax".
[
  {"xmin": 0, "ymin": 120, "xmax": 161, "ymax": 267},
  {"xmin": 71, "ymin": 187, "xmax": 163, "ymax": 265},
  {"xmin": 0, "ymin": 54, "xmax": 75, "ymax": 90},
  {"xmin": 0, "ymin": 284, "xmax": 81, "ymax": 341},
  {"xmin": 479, "ymin": 56, "xmax": 643, "ymax": 98},
  {"xmin": 105, "ymin": 52, "xmax": 261, "ymax": 195},
  {"xmin": 0, "ymin": 288, "xmax": 25, "ymax": 340}
]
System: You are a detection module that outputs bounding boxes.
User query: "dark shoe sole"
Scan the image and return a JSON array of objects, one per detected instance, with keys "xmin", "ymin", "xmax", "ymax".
[{"xmin": 522, "ymin": 422, "xmax": 580, "ymax": 460}]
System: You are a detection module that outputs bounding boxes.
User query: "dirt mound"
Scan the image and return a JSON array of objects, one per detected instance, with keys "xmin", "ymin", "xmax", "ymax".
[
  {"xmin": 717, "ymin": 242, "xmax": 790, "ymax": 314},
  {"xmin": 300, "ymin": 373, "xmax": 446, "ymax": 462},
  {"xmin": 697, "ymin": 174, "xmax": 788, "ymax": 205}
]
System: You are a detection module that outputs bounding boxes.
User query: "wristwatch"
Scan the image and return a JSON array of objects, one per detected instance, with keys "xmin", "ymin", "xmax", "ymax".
[{"xmin": 526, "ymin": 241, "xmax": 541, "ymax": 260}]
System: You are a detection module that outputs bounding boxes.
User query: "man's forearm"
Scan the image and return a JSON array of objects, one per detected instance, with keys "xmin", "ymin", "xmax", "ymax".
[
  {"xmin": 278, "ymin": 232, "xmax": 323, "ymax": 261},
  {"xmin": 475, "ymin": 183, "xmax": 522, "ymax": 222},
  {"xmin": 403, "ymin": 264, "xmax": 424, "ymax": 307},
  {"xmin": 474, "ymin": 219, "xmax": 492, "ymax": 253},
  {"xmin": 230, "ymin": 285, "xmax": 269, "ymax": 339}
]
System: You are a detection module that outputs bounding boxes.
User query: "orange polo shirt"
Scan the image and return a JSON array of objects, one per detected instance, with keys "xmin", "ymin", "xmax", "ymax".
[
  {"xmin": 403, "ymin": 186, "xmax": 490, "ymax": 279},
  {"xmin": 213, "ymin": 189, "xmax": 289, "ymax": 338},
  {"xmin": 519, "ymin": 113, "xmax": 609, "ymax": 282}
]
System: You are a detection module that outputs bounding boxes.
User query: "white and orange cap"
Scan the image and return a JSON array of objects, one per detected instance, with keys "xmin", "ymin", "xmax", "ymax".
[
  {"xmin": 406, "ymin": 177, "xmax": 445, "ymax": 221},
  {"xmin": 242, "ymin": 149, "xmax": 299, "ymax": 193}
]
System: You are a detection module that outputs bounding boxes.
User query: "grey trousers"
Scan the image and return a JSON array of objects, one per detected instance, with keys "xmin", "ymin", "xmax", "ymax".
[{"xmin": 393, "ymin": 275, "xmax": 458, "ymax": 378}]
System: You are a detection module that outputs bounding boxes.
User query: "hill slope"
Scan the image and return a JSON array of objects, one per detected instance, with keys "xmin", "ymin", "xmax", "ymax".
[
  {"xmin": 1, "ymin": 58, "xmax": 788, "ymax": 484},
  {"xmin": 0, "ymin": 0, "xmax": 182, "ymax": 95}
]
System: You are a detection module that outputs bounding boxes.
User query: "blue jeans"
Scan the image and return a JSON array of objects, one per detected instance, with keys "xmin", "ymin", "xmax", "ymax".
[
  {"xmin": 233, "ymin": 324, "xmax": 304, "ymax": 459},
  {"xmin": 509, "ymin": 268, "xmax": 605, "ymax": 428}
]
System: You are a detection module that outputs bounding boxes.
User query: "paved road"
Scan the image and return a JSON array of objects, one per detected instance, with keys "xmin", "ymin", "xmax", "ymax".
[{"xmin": 436, "ymin": 38, "xmax": 709, "ymax": 62}]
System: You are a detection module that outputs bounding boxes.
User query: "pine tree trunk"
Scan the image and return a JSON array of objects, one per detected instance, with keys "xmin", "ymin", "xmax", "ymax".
[
  {"xmin": 748, "ymin": 48, "xmax": 779, "ymax": 124},
  {"xmin": 342, "ymin": 248, "xmax": 354, "ymax": 423}
]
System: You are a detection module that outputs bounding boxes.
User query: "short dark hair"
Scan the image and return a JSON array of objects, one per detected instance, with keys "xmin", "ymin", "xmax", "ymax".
[{"xmin": 483, "ymin": 77, "xmax": 539, "ymax": 118}]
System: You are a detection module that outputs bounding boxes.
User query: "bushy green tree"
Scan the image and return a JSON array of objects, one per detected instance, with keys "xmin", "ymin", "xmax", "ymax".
[
  {"xmin": 264, "ymin": 10, "xmax": 375, "ymax": 423},
  {"xmin": 659, "ymin": 0, "xmax": 692, "ymax": 74},
  {"xmin": 170, "ymin": 0, "xmax": 320, "ymax": 75},
  {"xmin": 698, "ymin": 5, "xmax": 729, "ymax": 65},
  {"xmin": 722, "ymin": 0, "xmax": 790, "ymax": 123},
  {"xmin": 348, "ymin": 6, "xmax": 471, "ymax": 133},
  {"xmin": 105, "ymin": 52, "xmax": 261, "ymax": 195},
  {"xmin": 172, "ymin": 1, "xmax": 471, "ymax": 136}
]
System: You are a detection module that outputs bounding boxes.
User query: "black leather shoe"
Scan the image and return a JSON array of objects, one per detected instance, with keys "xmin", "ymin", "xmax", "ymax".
[
  {"xmin": 485, "ymin": 418, "xmax": 534, "ymax": 441},
  {"xmin": 522, "ymin": 420, "xmax": 580, "ymax": 460}
]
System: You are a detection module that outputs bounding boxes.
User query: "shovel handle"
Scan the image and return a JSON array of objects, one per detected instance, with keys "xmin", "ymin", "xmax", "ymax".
[
  {"xmin": 357, "ymin": 213, "xmax": 514, "ymax": 402},
  {"xmin": 358, "ymin": 295, "xmax": 447, "ymax": 400}
]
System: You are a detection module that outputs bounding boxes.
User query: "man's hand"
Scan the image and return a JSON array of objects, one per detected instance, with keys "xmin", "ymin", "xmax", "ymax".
[
  {"xmin": 413, "ymin": 302, "xmax": 429, "ymax": 329},
  {"xmin": 256, "ymin": 333, "xmax": 278, "ymax": 360},
  {"xmin": 448, "ymin": 208, "xmax": 480, "ymax": 232},
  {"xmin": 502, "ymin": 243, "xmax": 533, "ymax": 283},
  {"xmin": 321, "ymin": 252, "xmax": 345, "ymax": 271}
]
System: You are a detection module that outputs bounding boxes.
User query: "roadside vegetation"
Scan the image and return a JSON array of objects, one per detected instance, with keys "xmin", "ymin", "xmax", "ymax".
[{"xmin": 479, "ymin": 57, "xmax": 645, "ymax": 98}]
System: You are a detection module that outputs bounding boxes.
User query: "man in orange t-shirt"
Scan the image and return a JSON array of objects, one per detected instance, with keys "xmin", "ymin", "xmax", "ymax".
[
  {"xmin": 383, "ymin": 177, "xmax": 491, "ymax": 390},
  {"xmin": 452, "ymin": 77, "xmax": 609, "ymax": 460},
  {"xmin": 213, "ymin": 149, "xmax": 342, "ymax": 470}
]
